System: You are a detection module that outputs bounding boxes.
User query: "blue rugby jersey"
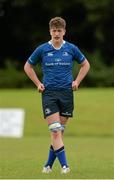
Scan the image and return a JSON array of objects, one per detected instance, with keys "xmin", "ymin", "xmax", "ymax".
[{"xmin": 28, "ymin": 41, "xmax": 86, "ymax": 90}]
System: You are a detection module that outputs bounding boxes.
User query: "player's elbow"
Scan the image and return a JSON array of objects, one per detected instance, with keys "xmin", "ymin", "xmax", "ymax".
[
  {"xmin": 87, "ymin": 60, "xmax": 90, "ymax": 71},
  {"xmin": 24, "ymin": 61, "xmax": 29, "ymax": 73},
  {"xmin": 24, "ymin": 62, "xmax": 26, "ymax": 72},
  {"xmin": 82, "ymin": 59, "xmax": 90, "ymax": 74},
  {"xmin": 82, "ymin": 59, "xmax": 90, "ymax": 69}
]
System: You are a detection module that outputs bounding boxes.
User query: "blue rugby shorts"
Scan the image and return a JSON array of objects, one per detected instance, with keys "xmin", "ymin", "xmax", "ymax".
[{"xmin": 41, "ymin": 89, "xmax": 74, "ymax": 118}]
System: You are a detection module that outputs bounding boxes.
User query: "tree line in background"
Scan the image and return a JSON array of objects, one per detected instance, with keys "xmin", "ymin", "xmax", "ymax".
[{"xmin": 0, "ymin": 0, "xmax": 114, "ymax": 87}]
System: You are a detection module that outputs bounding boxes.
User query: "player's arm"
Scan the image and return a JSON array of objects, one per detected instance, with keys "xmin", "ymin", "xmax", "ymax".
[
  {"xmin": 72, "ymin": 59, "xmax": 90, "ymax": 90},
  {"xmin": 24, "ymin": 61, "xmax": 45, "ymax": 92}
]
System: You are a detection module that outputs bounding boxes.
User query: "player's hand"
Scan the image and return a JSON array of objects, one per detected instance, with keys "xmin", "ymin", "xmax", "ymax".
[
  {"xmin": 37, "ymin": 83, "xmax": 45, "ymax": 93},
  {"xmin": 72, "ymin": 80, "xmax": 79, "ymax": 91}
]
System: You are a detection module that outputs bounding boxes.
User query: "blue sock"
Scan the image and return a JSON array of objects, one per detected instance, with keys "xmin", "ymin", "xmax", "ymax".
[
  {"xmin": 55, "ymin": 146, "xmax": 68, "ymax": 167},
  {"xmin": 45, "ymin": 145, "xmax": 56, "ymax": 168}
]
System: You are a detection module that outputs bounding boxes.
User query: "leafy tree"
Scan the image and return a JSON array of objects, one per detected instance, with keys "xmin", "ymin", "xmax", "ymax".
[{"xmin": 0, "ymin": 0, "xmax": 114, "ymax": 87}]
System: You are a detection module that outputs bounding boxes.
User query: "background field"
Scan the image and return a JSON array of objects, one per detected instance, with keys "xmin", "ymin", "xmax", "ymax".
[{"xmin": 0, "ymin": 88, "xmax": 114, "ymax": 179}]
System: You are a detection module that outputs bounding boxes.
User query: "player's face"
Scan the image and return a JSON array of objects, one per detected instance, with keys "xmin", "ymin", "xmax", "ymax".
[{"xmin": 50, "ymin": 27, "xmax": 66, "ymax": 43}]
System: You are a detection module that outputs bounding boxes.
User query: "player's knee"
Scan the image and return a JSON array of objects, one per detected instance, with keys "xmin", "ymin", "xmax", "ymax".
[{"xmin": 48, "ymin": 121, "xmax": 62, "ymax": 132}]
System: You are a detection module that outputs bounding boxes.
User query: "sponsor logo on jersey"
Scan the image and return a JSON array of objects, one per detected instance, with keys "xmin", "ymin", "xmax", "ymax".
[
  {"xmin": 47, "ymin": 52, "xmax": 53, "ymax": 56},
  {"xmin": 45, "ymin": 62, "xmax": 70, "ymax": 66},
  {"xmin": 45, "ymin": 61, "xmax": 70, "ymax": 66}
]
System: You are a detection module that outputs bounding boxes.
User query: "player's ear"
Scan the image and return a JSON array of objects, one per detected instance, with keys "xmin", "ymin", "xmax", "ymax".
[
  {"xmin": 49, "ymin": 28, "xmax": 52, "ymax": 36},
  {"xmin": 63, "ymin": 28, "xmax": 66, "ymax": 35}
]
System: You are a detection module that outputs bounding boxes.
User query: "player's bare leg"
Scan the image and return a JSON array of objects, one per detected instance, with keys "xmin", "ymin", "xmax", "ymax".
[{"xmin": 42, "ymin": 112, "xmax": 70, "ymax": 173}]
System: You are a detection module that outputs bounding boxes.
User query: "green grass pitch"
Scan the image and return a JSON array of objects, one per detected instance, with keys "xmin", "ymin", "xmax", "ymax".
[{"xmin": 0, "ymin": 88, "xmax": 114, "ymax": 179}]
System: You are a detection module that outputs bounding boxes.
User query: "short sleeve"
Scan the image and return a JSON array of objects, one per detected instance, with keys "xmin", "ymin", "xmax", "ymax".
[
  {"xmin": 73, "ymin": 45, "xmax": 86, "ymax": 64},
  {"xmin": 27, "ymin": 46, "xmax": 42, "ymax": 66}
]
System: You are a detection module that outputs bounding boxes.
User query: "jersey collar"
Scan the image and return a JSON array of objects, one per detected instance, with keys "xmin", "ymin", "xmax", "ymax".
[{"xmin": 48, "ymin": 40, "xmax": 65, "ymax": 50}]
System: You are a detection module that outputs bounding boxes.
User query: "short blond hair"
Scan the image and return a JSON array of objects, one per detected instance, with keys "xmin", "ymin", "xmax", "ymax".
[{"xmin": 49, "ymin": 17, "xmax": 66, "ymax": 29}]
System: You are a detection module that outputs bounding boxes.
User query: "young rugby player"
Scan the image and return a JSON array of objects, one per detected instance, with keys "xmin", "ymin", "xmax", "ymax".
[{"xmin": 24, "ymin": 17, "xmax": 90, "ymax": 173}]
